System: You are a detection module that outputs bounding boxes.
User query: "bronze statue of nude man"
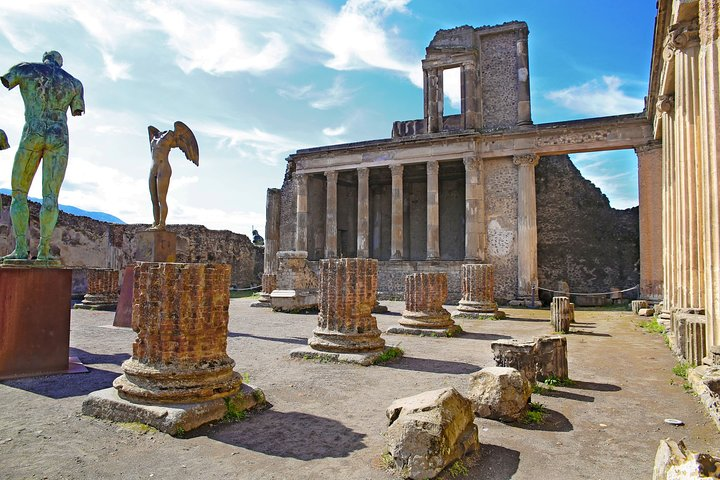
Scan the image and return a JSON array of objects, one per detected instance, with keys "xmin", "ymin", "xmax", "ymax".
[
  {"xmin": 1, "ymin": 50, "xmax": 84, "ymax": 262},
  {"xmin": 147, "ymin": 121, "xmax": 198, "ymax": 231}
]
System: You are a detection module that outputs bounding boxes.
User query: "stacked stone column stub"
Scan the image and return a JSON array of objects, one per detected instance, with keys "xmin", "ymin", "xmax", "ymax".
[
  {"xmin": 463, "ymin": 155, "xmax": 485, "ymax": 261},
  {"xmin": 387, "ymin": 273, "xmax": 460, "ymax": 336},
  {"xmin": 270, "ymin": 250, "xmax": 318, "ymax": 312},
  {"xmin": 357, "ymin": 167, "xmax": 370, "ymax": 258},
  {"xmin": 513, "ymin": 153, "xmax": 540, "ymax": 306},
  {"xmin": 75, "ymin": 268, "xmax": 120, "ymax": 311},
  {"xmin": 324, "ymin": 170, "xmax": 338, "ymax": 259},
  {"xmin": 452, "ymin": 264, "xmax": 505, "ymax": 319},
  {"xmin": 83, "ymin": 262, "xmax": 265, "ymax": 435},
  {"xmin": 291, "ymin": 258, "xmax": 391, "ymax": 366},
  {"xmin": 426, "ymin": 160, "xmax": 440, "ymax": 260},
  {"xmin": 550, "ymin": 296, "xmax": 571, "ymax": 334},
  {"xmin": 390, "ymin": 164, "xmax": 404, "ymax": 260}
]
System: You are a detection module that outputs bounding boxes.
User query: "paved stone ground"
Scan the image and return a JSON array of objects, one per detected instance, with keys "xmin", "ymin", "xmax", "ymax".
[{"xmin": 0, "ymin": 299, "xmax": 718, "ymax": 479}]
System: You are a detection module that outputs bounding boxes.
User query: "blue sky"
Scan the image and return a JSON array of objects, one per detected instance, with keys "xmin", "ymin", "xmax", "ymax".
[{"xmin": 0, "ymin": 0, "xmax": 656, "ymax": 235}]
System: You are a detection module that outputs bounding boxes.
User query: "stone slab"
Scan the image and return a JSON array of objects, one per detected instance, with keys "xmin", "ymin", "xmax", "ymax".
[
  {"xmin": 82, "ymin": 383, "xmax": 264, "ymax": 435},
  {"xmin": 290, "ymin": 345, "xmax": 394, "ymax": 366},
  {"xmin": 451, "ymin": 309, "xmax": 506, "ymax": 320},
  {"xmin": 637, "ymin": 307, "xmax": 655, "ymax": 317},
  {"xmin": 113, "ymin": 265, "xmax": 134, "ymax": 328},
  {"xmin": 135, "ymin": 230, "xmax": 176, "ymax": 262},
  {"xmin": 0, "ymin": 267, "xmax": 72, "ymax": 379},
  {"xmin": 687, "ymin": 366, "xmax": 720, "ymax": 432},
  {"xmin": 385, "ymin": 324, "xmax": 462, "ymax": 337},
  {"xmin": 270, "ymin": 289, "xmax": 318, "ymax": 312}
]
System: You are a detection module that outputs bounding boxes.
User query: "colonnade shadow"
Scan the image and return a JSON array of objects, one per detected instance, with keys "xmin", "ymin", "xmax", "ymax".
[
  {"xmin": 227, "ymin": 332, "xmax": 308, "ymax": 345},
  {"xmin": 379, "ymin": 356, "xmax": 482, "ymax": 374},
  {"xmin": 203, "ymin": 410, "xmax": 366, "ymax": 460}
]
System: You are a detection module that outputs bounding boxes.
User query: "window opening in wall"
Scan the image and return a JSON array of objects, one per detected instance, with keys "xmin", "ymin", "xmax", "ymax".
[{"xmin": 442, "ymin": 67, "xmax": 461, "ymax": 116}]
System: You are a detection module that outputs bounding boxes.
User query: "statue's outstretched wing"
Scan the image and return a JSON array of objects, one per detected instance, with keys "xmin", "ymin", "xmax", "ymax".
[
  {"xmin": 173, "ymin": 121, "xmax": 199, "ymax": 166},
  {"xmin": 148, "ymin": 125, "xmax": 160, "ymax": 150}
]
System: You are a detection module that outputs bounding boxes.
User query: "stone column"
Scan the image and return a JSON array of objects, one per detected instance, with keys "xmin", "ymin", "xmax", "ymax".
[
  {"xmin": 658, "ymin": 95, "xmax": 675, "ymax": 319},
  {"xmin": 325, "ymin": 170, "xmax": 338, "ymax": 258},
  {"xmin": 452, "ymin": 264, "xmax": 504, "ymax": 319},
  {"xmin": 113, "ymin": 263, "xmax": 241, "ymax": 404},
  {"xmin": 635, "ymin": 142, "xmax": 663, "ymax": 301},
  {"xmin": 424, "ymin": 67, "xmax": 443, "ymax": 133},
  {"xmin": 426, "ymin": 160, "xmax": 440, "ymax": 260},
  {"xmin": 357, "ymin": 167, "xmax": 370, "ymax": 258},
  {"xmin": 387, "ymin": 273, "xmax": 458, "ymax": 336},
  {"xmin": 513, "ymin": 154, "xmax": 539, "ymax": 302},
  {"xmin": 699, "ymin": 0, "xmax": 720, "ymax": 350},
  {"xmin": 461, "ymin": 63, "xmax": 478, "ymax": 129},
  {"xmin": 516, "ymin": 28, "xmax": 532, "ymax": 126},
  {"xmin": 75, "ymin": 268, "xmax": 120, "ymax": 311},
  {"xmin": 390, "ymin": 164, "xmax": 404, "ymax": 260},
  {"xmin": 464, "ymin": 155, "xmax": 485, "ymax": 261},
  {"xmin": 292, "ymin": 258, "xmax": 386, "ymax": 365},
  {"xmin": 263, "ymin": 188, "xmax": 281, "ymax": 275},
  {"xmin": 550, "ymin": 296, "xmax": 571, "ymax": 334},
  {"xmin": 295, "ymin": 172, "xmax": 308, "ymax": 252}
]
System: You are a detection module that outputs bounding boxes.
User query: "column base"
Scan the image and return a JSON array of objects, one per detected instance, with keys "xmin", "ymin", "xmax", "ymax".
[
  {"xmin": 250, "ymin": 292, "xmax": 273, "ymax": 308},
  {"xmin": 308, "ymin": 327, "xmax": 385, "ymax": 353},
  {"xmin": 386, "ymin": 324, "xmax": 462, "ymax": 337},
  {"xmin": 270, "ymin": 289, "xmax": 318, "ymax": 313},
  {"xmin": 290, "ymin": 345, "xmax": 393, "ymax": 366},
  {"xmin": 74, "ymin": 294, "xmax": 119, "ymax": 311},
  {"xmin": 452, "ymin": 310, "xmax": 506, "ymax": 320}
]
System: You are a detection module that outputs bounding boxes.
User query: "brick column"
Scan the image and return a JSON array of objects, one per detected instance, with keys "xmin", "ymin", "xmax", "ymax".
[
  {"xmin": 390, "ymin": 164, "xmax": 404, "ymax": 260},
  {"xmin": 400, "ymin": 273, "xmax": 453, "ymax": 329},
  {"xmin": 635, "ymin": 142, "xmax": 663, "ymax": 301},
  {"xmin": 426, "ymin": 160, "xmax": 440, "ymax": 260},
  {"xmin": 113, "ymin": 262, "xmax": 241, "ymax": 404},
  {"xmin": 76, "ymin": 268, "xmax": 120, "ymax": 310},
  {"xmin": 295, "ymin": 172, "xmax": 308, "ymax": 252},
  {"xmin": 325, "ymin": 170, "xmax": 338, "ymax": 258},
  {"xmin": 452, "ymin": 264, "xmax": 503, "ymax": 319},
  {"xmin": 357, "ymin": 167, "xmax": 370, "ymax": 258},
  {"xmin": 513, "ymin": 153, "xmax": 539, "ymax": 300},
  {"xmin": 464, "ymin": 155, "xmax": 485, "ymax": 261}
]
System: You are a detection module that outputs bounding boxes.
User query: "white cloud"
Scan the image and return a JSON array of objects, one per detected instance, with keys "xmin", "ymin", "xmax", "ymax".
[
  {"xmin": 546, "ymin": 76, "xmax": 644, "ymax": 117},
  {"xmin": 101, "ymin": 51, "xmax": 131, "ymax": 81},
  {"xmin": 443, "ymin": 67, "xmax": 461, "ymax": 111},
  {"xmin": 310, "ymin": 77, "xmax": 356, "ymax": 109},
  {"xmin": 322, "ymin": 125, "xmax": 347, "ymax": 136},
  {"xmin": 171, "ymin": 203, "xmax": 266, "ymax": 235},
  {"xmin": 569, "ymin": 151, "xmax": 638, "ymax": 209}
]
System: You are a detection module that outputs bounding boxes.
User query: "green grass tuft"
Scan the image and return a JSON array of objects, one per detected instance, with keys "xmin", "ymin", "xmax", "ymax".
[
  {"xmin": 672, "ymin": 361, "xmax": 694, "ymax": 379},
  {"xmin": 373, "ymin": 346, "xmax": 404, "ymax": 365},
  {"xmin": 448, "ymin": 459, "xmax": 469, "ymax": 478},
  {"xmin": 223, "ymin": 397, "xmax": 248, "ymax": 422},
  {"xmin": 230, "ymin": 289, "xmax": 260, "ymax": 299},
  {"xmin": 639, "ymin": 318, "xmax": 665, "ymax": 334},
  {"xmin": 543, "ymin": 374, "xmax": 575, "ymax": 387},
  {"xmin": 521, "ymin": 402, "xmax": 546, "ymax": 424}
]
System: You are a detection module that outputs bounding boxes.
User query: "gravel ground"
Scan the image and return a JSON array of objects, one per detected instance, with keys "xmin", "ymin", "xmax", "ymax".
[{"xmin": 0, "ymin": 299, "xmax": 718, "ymax": 480}]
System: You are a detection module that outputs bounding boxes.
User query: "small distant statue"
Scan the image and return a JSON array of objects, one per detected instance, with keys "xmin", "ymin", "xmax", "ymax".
[
  {"xmin": 1, "ymin": 51, "xmax": 84, "ymax": 262},
  {"xmin": 252, "ymin": 228, "xmax": 264, "ymax": 247},
  {"xmin": 0, "ymin": 129, "xmax": 9, "ymax": 150},
  {"xmin": 147, "ymin": 121, "xmax": 198, "ymax": 231}
]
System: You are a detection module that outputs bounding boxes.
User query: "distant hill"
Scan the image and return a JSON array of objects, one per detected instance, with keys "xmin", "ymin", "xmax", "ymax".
[{"xmin": 0, "ymin": 189, "xmax": 125, "ymax": 224}]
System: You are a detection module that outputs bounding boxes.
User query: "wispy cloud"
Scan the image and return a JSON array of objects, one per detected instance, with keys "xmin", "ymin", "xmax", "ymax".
[
  {"xmin": 546, "ymin": 76, "xmax": 644, "ymax": 117},
  {"xmin": 569, "ymin": 151, "xmax": 638, "ymax": 209},
  {"xmin": 101, "ymin": 51, "xmax": 131, "ymax": 81},
  {"xmin": 311, "ymin": 77, "xmax": 356, "ymax": 109},
  {"xmin": 322, "ymin": 125, "xmax": 347, "ymax": 136}
]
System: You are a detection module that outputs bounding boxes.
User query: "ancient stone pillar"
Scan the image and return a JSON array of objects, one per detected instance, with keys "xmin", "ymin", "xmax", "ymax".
[
  {"xmin": 513, "ymin": 153, "xmax": 539, "ymax": 302},
  {"xmin": 387, "ymin": 273, "xmax": 458, "ymax": 336},
  {"xmin": 325, "ymin": 170, "xmax": 338, "ymax": 259},
  {"xmin": 295, "ymin": 172, "xmax": 308, "ymax": 252},
  {"xmin": 113, "ymin": 263, "xmax": 242, "ymax": 404},
  {"xmin": 292, "ymin": 258, "xmax": 386, "ymax": 365},
  {"xmin": 698, "ymin": 0, "xmax": 720, "ymax": 350},
  {"xmin": 424, "ymin": 67, "xmax": 442, "ymax": 133},
  {"xmin": 75, "ymin": 268, "xmax": 120, "ymax": 311},
  {"xmin": 516, "ymin": 27, "xmax": 532, "ymax": 126},
  {"xmin": 550, "ymin": 296, "xmax": 571, "ymax": 334},
  {"xmin": 635, "ymin": 142, "xmax": 664, "ymax": 301},
  {"xmin": 390, "ymin": 164, "xmax": 404, "ymax": 260},
  {"xmin": 426, "ymin": 160, "xmax": 440, "ymax": 260},
  {"xmin": 270, "ymin": 250, "xmax": 318, "ymax": 312},
  {"xmin": 658, "ymin": 95, "xmax": 676, "ymax": 320},
  {"xmin": 463, "ymin": 155, "xmax": 485, "ymax": 261},
  {"xmin": 357, "ymin": 167, "xmax": 370, "ymax": 258},
  {"xmin": 631, "ymin": 300, "xmax": 649, "ymax": 315},
  {"xmin": 461, "ymin": 63, "xmax": 479, "ymax": 129},
  {"xmin": 453, "ymin": 264, "xmax": 503, "ymax": 319},
  {"xmin": 264, "ymin": 188, "xmax": 281, "ymax": 275}
]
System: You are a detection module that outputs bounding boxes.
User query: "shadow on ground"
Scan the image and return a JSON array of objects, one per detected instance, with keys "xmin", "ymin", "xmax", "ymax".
[
  {"xmin": 569, "ymin": 380, "xmax": 622, "ymax": 392},
  {"xmin": 458, "ymin": 332, "xmax": 513, "ymax": 341},
  {"xmin": 537, "ymin": 388, "xmax": 595, "ymax": 402},
  {"xmin": 459, "ymin": 444, "xmax": 520, "ymax": 480},
  {"xmin": 204, "ymin": 410, "xmax": 366, "ymax": 460},
  {"xmin": 511, "ymin": 408, "xmax": 573, "ymax": 432},
  {"xmin": 570, "ymin": 330, "xmax": 612, "ymax": 337},
  {"xmin": 380, "ymin": 356, "xmax": 482, "ymax": 374},
  {"xmin": 227, "ymin": 332, "xmax": 307, "ymax": 345}
]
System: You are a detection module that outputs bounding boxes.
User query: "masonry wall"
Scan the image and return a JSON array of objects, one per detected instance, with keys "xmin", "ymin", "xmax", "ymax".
[
  {"xmin": 481, "ymin": 30, "xmax": 519, "ymax": 129},
  {"xmin": 535, "ymin": 155, "xmax": 640, "ymax": 302}
]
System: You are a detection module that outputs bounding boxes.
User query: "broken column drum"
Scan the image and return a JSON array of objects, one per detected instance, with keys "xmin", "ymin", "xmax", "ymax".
[
  {"xmin": 550, "ymin": 296, "xmax": 571, "ymax": 333},
  {"xmin": 400, "ymin": 273, "xmax": 453, "ymax": 329},
  {"xmin": 308, "ymin": 258, "xmax": 385, "ymax": 353},
  {"xmin": 77, "ymin": 268, "xmax": 120, "ymax": 309},
  {"xmin": 456, "ymin": 264, "xmax": 497, "ymax": 314},
  {"xmin": 113, "ymin": 262, "xmax": 242, "ymax": 404}
]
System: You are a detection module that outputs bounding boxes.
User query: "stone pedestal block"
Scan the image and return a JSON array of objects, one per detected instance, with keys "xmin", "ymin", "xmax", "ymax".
[
  {"xmin": 388, "ymin": 273, "xmax": 459, "ymax": 336},
  {"xmin": 135, "ymin": 230, "xmax": 177, "ymax": 262},
  {"xmin": 490, "ymin": 339, "xmax": 536, "ymax": 384},
  {"xmin": 631, "ymin": 300, "xmax": 649, "ymax": 315},
  {"xmin": 271, "ymin": 251, "xmax": 318, "ymax": 312},
  {"xmin": 251, "ymin": 273, "xmax": 276, "ymax": 308},
  {"xmin": 452, "ymin": 264, "xmax": 505, "ymax": 319},
  {"xmin": 292, "ymin": 258, "xmax": 387, "ymax": 365},
  {"xmin": 550, "ymin": 296, "xmax": 571, "ymax": 333},
  {"xmin": 75, "ymin": 268, "xmax": 119, "ymax": 311},
  {"xmin": 491, "ymin": 335, "xmax": 569, "ymax": 384},
  {"xmin": 685, "ymin": 316, "xmax": 708, "ymax": 366},
  {"xmin": 113, "ymin": 265, "xmax": 134, "ymax": 328},
  {"xmin": 113, "ymin": 262, "xmax": 242, "ymax": 404},
  {"xmin": 0, "ymin": 267, "xmax": 79, "ymax": 379},
  {"xmin": 468, "ymin": 367, "xmax": 531, "ymax": 421}
]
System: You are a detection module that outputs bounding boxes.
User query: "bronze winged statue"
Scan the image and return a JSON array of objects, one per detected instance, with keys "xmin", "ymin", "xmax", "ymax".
[{"xmin": 147, "ymin": 121, "xmax": 199, "ymax": 230}]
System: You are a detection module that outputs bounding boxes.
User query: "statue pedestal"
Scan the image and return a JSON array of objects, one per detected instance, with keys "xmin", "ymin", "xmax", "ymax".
[
  {"xmin": 135, "ymin": 230, "xmax": 176, "ymax": 262},
  {"xmin": 0, "ymin": 267, "xmax": 86, "ymax": 379}
]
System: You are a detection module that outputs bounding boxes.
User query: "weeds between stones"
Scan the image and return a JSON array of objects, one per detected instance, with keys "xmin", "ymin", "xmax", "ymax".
[
  {"xmin": 521, "ymin": 402, "xmax": 546, "ymax": 424},
  {"xmin": 223, "ymin": 398, "xmax": 248, "ymax": 422},
  {"xmin": 373, "ymin": 346, "xmax": 404, "ymax": 365},
  {"xmin": 544, "ymin": 374, "xmax": 575, "ymax": 387},
  {"xmin": 639, "ymin": 317, "xmax": 665, "ymax": 334},
  {"xmin": 448, "ymin": 459, "xmax": 469, "ymax": 478}
]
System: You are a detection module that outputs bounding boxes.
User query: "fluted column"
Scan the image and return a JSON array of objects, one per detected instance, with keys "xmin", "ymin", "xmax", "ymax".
[
  {"xmin": 401, "ymin": 273, "xmax": 452, "ymax": 328},
  {"xmin": 550, "ymin": 297, "xmax": 571, "ymax": 334},
  {"xmin": 452, "ymin": 264, "xmax": 505, "ymax": 319},
  {"xmin": 325, "ymin": 170, "xmax": 338, "ymax": 258},
  {"xmin": 390, "ymin": 164, "xmax": 404, "ymax": 260},
  {"xmin": 658, "ymin": 95, "xmax": 675, "ymax": 315},
  {"xmin": 699, "ymin": 0, "xmax": 720, "ymax": 349},
  {"xmin": 295, "ymin": 172, "xmax": 308, "ymax": 252},
  {"xmin": 513, "ymin": 154, "xmax": 539, "ymax": 298},
  {"xmin": 464, "ymin": 155, "xmax": 485, "ymax": 261},
  {"xmin": 357, "ymin": 167, "xmax": 370, "ymax": 258},
  {"xmin": 426, "ymin": 160, "xmax": 440, "ymax": 260},
  {"xmin": 634, "ymin": 142, "xmax": 663, "ymax": 301}
]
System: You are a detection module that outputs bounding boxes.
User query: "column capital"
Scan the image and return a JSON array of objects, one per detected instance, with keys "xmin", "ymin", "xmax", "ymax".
[
  {"xmin": 513, "ymin": 153, "xmax": 539, "ymax": 167},
  {"xmin": 426, "ymin": 160, "xmax": 439, "ymax": 175},
  {"xmin": 463, "ymin": 155, "xmax": 481, "ymax": 170},
  {"xmin": 656, "ymin": 94, "xmax": 675, "ymax": 114},
  {"xmin": 324, "ymin": 170, "xmax": 338, "ymax": 182},
  {"xmin": 357, "ymin": 166, "xmax": 369, "ymax": 180},
  {"xmin": 665, "ymin": 20, "xmax": 700, "ymax": 55},
  {"xmin": 634, "ymin": 140, "xmax": 663, "ymax": 155},
  {"xmin": 390, "ymin": 164, "xmax": 404, "ymax": 177},
  {"xmin": 294, "ymin": 171, "xmax": 307, "ymax": 186}
]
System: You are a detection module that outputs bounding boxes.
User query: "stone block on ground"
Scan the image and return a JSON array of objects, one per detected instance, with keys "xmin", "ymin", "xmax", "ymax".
[
  {"xmin": 638, "ymin": 307, "xmax": 655, "ymax": 317},
  {"xmin": 653, "ymin": 439, "xmax": 720, "ymax": 479},
  {"xmin": 385, "ymin": 387, "xmax": 479, "ymax": 479},
  {"xmin": 490, "ymin": 339, "xmax": 537, "ymax": 383},
  {"xmin": 687, "ymin": 366, "xmax": 720, "ymax": 432},
  {"xmin": 467, "ymin": 367, "xmax": 531, "ymax": 421},
  {"xmin": 631, "ymin": 299, "xmax": 649, "ymax": 315},
  {"xmin": 491, "ymin": 335, "xmax": 569, "ymax": 384},
  {"xmin": 271, "ymin": 251, "xmax": 319, "ymax": 312}
]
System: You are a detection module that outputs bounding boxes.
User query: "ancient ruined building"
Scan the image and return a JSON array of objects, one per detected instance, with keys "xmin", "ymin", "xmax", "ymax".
[
  {"xmin": 264, "ymin": 22, "xmax": 658, "ymax": 305},
  {"xmin": 649, "ymin": 0, "xmax": 720, "ymax": 363}
]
